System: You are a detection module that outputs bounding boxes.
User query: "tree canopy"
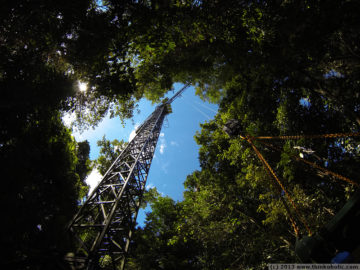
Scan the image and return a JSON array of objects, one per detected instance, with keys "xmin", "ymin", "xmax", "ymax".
[
  {"xmin": 2, "ymin": 0, "xmax": 360, "ymax": 269},
  {"xmin": 125, "ymin": 89, "xmax": 359, "ymax": 268}
]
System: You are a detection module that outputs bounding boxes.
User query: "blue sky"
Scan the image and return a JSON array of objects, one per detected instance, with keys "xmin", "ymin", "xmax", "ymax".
[{"xmin": 68, "ymin": 83, "xmax": 218, "ymax": 224}]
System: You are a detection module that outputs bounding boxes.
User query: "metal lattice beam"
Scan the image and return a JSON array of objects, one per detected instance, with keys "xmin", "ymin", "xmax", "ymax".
[{"xmin": 65, "ymin": 84, "xmax": 189, "ymax": 270}]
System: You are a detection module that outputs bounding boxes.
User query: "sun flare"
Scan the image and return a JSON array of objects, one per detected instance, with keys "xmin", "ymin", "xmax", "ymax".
[{"xmin": 78, "ymin": 81, "xmax": 88, "ymax": 92}]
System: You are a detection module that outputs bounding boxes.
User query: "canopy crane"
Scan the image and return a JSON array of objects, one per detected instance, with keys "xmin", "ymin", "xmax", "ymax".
[{"xmin": 64, "ymin": 84, "xmax": 189, "ymax": 270}]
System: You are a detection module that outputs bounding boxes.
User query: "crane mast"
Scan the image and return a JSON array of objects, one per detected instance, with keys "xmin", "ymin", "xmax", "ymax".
[{"xmin": 65, "ymin": 84, "xmax": 189, "ymax": 270}]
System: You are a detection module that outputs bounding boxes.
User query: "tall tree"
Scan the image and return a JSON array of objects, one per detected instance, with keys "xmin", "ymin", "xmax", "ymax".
[
  {"xmin": 172, "ymin": 72, "xmax": 360, "ymax": 268},
  {"xmin": 127, "ymin": 196, "xmax": 200, "ymax": 270},
  {"xmin": 1, "ymin": 110, "xmax": 91, "ymax": 269}
]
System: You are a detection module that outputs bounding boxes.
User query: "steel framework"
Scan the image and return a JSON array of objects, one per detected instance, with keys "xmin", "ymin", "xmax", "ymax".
[{"xmin": 64, "ymin": 84, "xmax": 189, "ymax": 270}]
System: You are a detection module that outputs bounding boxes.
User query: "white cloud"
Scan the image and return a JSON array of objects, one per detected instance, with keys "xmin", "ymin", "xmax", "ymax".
[
  {"xmin": 129, "ymin": 129, "xmax": 136, "ymax": 142},
  {"xmin": 129, "ymin": 123, "xmax": 140, "ymax": 142},
  {"xmin": 158, "ymin": 133, "xmax": 166, "ymax": 154},
  {"xmin": 161, "ymin": 161, "xmax": 170, "ymax": 174},
  {"xmin": 170, "ymin": 141, "xmax": 179, "ymax": 146},
  {"xmin": 159, "ymin": 143, "xmax": 166, "ymax": 154},
  {"xmin": 86, "ymin": 168, "xmax": 103, "ymax": 193},
  {"xmin": 146, "ymin": 183, "xmax": 155, "ymax": 190}
]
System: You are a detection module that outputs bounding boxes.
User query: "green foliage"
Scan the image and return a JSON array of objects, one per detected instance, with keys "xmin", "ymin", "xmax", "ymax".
[
  {"xmin": 76, "ymin": 140, "xmax": 92, "ymax": 197},
  {"xmin": 172, "ymin": 81, "xmax": 358, "ymax": 268},
  {"xmin": 1, "ymin": 110, "xmax": 90, "ymax": 268},
  {"xmin": 0, "ymin": 1, "xmax": 94, "ymax": 263},
  {"xmin": 95, "ymin": 136, "xmax": 127, "ymax": 175},
  {"xmin": 127, "ymin": 195, "xmax": 200, "ymax": 270},
  {"xmin": 123, "ymin": 1, "xmax": 360, "ymax": 263},
  {"xmin": 3, "ymin": 0, "xmax": 360, "ymax": 269}
]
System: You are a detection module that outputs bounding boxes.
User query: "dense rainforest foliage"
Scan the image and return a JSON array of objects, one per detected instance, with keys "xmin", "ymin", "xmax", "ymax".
[{"xmin": 1, "ymin": 0, "xmax": 360, "ymax": 269}]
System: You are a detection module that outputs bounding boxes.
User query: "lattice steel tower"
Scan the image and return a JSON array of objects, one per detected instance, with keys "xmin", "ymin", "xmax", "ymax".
[{"xmin": 65, "ymin": 84, "xmax": 189, "ymax": 270}]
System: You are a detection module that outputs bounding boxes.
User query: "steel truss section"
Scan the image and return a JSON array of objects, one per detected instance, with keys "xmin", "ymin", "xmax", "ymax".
[
  {"xmin": 65, "ymin": 104, "xmax": 168, "ymax": 269},
  {"xmin": 64, "ymin": 84, "xmax": 189, "ymax": 270}
]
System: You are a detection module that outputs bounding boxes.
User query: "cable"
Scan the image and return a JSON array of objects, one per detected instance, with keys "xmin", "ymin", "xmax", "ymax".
[
  {"xmin": 261, "ymin": 157, "xmax": 301, "ymax": 237},
  {"xmin": 255, "ymin": 132, "xmax": 360, "ymax": 140},
  {"xmin": 237, "ymin": 131, "xmax": 360, "ymax": 237},
  {"xmin": 247, "ymin": 138, "xmax": 312, "ymax": 236},
  {"xmin": 258, "ymin": 140, "xmax": 360, "ymax": 187}
]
